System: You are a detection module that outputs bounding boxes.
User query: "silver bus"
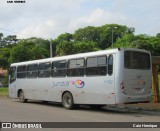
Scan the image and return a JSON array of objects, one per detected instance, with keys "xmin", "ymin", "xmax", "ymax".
[{"xmin": 9, "ymin": 48, "xmax": 152, "ymax": 109}]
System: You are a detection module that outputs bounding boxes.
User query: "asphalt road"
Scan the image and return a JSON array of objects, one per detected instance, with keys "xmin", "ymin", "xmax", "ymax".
[{"xmin": 0, "ymin": 97, "xmax": 160, "ymax": 131}]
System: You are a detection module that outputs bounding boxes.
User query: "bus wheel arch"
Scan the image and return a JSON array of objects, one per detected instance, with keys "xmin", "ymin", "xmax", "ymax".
[
  {"xmin": 18, "ymin": 89, "xmax": 28, "ymax": 103},
  {"xmin": 62, "ymin": 91, "xmax": 74, "ymax": 109}
]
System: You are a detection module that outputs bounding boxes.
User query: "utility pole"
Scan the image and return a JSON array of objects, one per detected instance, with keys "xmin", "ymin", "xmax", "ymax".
[
  {"xmin": 112, "ymin": 29, "xmax": 113, "ymax": 48},
  {"xmin": 50, "ymin": 39, "xmax": 52, "ymax": 58},
  {"xmin": 111, "ymin": 27, "xmax": 117, "ymax": 48}
]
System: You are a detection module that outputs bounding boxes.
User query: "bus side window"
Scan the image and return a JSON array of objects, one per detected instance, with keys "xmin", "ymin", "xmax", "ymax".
[
  {"xmin": 17, "ymin": 65, "xmax": 27, "ymax": 78},
  {"xmin": 9, "ymin": 67, "xmax": 16, "ymax": 83},
  {"xmin": 98, "ymin": 56, "xmax": 107, "ymax": 75},
  {"xmin": 52, "ymin": 60, "xmax": 67, "ymax": 77},
  {"xmin": 38, "ymin": 62, "xmax": 51, "ymax": 78},
  {"xmin": 67, "ymin": 59, "xmax": 85, "ymax": 77},
  {"xmin": 86, "ymin": 56, "xmax": 107, "ymax": 76},
  {"xmin": 108, "ymin": 55, "xmax": 113, "ymax": 75},
  {"xmin": 27, "ymin": 64, "xmax": 38, "ymax": 78}
]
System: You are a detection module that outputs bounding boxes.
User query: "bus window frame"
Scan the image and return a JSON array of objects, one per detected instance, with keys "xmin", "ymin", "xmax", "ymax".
[
  {"xmin": 86, "ymin": 55, "xmax": 107, "ymax": 76},
  {"xmin": 108, "ymin": 55, "xmax": 113, "ymax": 76},
  {"xmin": 17, "ymin": 65, "xmax": 27, "ymax": 79},
  {"xmin": 38, "ymin": 62, "xmax": 51, "ymax": 78},
  {"xmin": 67, "ymin": 58, "xmax": 85, "ymax": 77},
  {"xmin": 27, "ymin": 64, "xmax": 38, "ymax": 78},
  {"xmin": 124, "ymin": 51, "xmax": 151, "ymax": 70},
  {"xmin": 51, "ymin": 60, "xmax": 67, "ymax": 77}
]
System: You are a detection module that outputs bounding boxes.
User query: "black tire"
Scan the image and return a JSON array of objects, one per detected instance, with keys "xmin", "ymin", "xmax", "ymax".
[
  {"xmin": 19, "ymin": 90, "xmax": 28, "ymax": 103},
  {"xmin": 62, "ymin": 92, "xmax": 74, "ymax": 109}
]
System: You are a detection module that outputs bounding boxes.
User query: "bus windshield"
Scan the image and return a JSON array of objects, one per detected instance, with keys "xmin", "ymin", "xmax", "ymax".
[{"xmin": 124, "ymin": 51, "xmax": 150, "ymax": 69}]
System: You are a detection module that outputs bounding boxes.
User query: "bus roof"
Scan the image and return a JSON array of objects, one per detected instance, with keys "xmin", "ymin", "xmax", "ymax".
[{"xmin": 10, "ymin": 48, "xmax": 150, "ymax": 67}]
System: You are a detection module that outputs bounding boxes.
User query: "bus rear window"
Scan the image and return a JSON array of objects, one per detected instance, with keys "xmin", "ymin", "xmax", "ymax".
[{"xmin": 124, "ymin": 51, "xmax": 150, "ymax": 69}]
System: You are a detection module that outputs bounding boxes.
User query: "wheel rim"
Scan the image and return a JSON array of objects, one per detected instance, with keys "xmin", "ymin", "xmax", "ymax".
[
  {"xmin": 64, "ymin": 95, "xmax": 71, "ymax": 107},
  {"xmin": 20, "ymin": 92, "xmax": 24, "ymax": 102},
  {"xmin": 62, "ymin": 92, "xmax": 74, "ymax": 109}
]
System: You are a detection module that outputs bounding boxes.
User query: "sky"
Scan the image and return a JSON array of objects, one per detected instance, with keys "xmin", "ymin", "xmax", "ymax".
[{"xmin": 0, "ymin": 0, "xmax": 160, "ymax": 39}]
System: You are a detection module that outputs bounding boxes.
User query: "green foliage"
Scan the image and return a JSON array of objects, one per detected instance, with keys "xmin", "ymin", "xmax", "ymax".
[
  {"xmin": 0, "ymin": 23, "xmax": 160, "ymax": 67},
  {"xmin": 53, "ymin": 33, "xmax": 73, "ymax": 56},
  {"xmin": 99, "ymin": 24, "xmax": 132, "ymax": 49},
  {"xmin": 9, "ymin": 41, "xmax": 34, "ymax": 63},
  {"xmin": 56, "ymin": 41, "xmax": 74, "ymax": 56},
  {"xmin": 74, "ymin": 26, "xmax": 101, "ymax": 43},
  {"xmin": 0, "ymin": 34, "xmax": 19, "ymax": 68},
  {"xmin": 0, "ymin": 48, "xmax": 11, "ymax": 68},
  {"xmin": 74, "ymin": 41, "xmax": 100, "ymax": 54},
  {"xmin": 9, "ymin": 37, "xmax": 50, "ymax": 63},
  {"xmin": 156, "ymin": 33, "xmax": 160, "ymax": 38},
  {"xmin": 114, "ymin": 34, "xmax": 160, "ymax": 56},
  {"xmin": 0, "ymin": 33, "xmax": 4, "ymax": 48},
  {"xmin": 151, "ymin": 37, "xmax": 160, "ymax": 56},
  {"xmin": 113, "ymin": 34, "xmax": 135, "ymax": 48},
  {"xmin": 56, "ymin": 40, "xmax": 100, "ymax": 56},
  {"xmin": 1, "ymin": 35, "xmax": 18, "ymax": 47},
  {"xmin": 130, "ymin": 39, "xmax": 153, "ymax": 52},
  {"xmin": 55, "ymin": 33, "xmax": 73, "ymax": 43}
]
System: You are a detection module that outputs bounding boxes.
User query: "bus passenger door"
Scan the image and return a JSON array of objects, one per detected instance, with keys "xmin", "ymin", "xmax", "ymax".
[{"xmin": 9, "ymin": 67, "xmax": 17, "ymax": 98}]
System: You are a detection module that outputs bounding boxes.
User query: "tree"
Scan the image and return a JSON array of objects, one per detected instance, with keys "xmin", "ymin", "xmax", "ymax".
[
  {"xmin": 54, "ymin": 33, "xmax": 73, "ymax": 46},
  {"xmin": 149, "ymin": 37, "xmax": 160, "ymax": 56},
  {"xmin": 0, "ymin": 33, "xmax": 4, "ymax": 47},
  {"xmin": 113, "ymin": 34, "xmax": 135, "ymax": 48},
  {"xmin": 56, "ymin": 41, "xmax": 74, "ymax": 56},
  {"xmin": 74, "ymin": 26, "xmax": 101, "ymax": 43},
  {"xmin": 156, "ymin": 33, "xmax": 160, "ymax": 38},
  {"xmin": 23, "ymin": 37, "xmax": 50, "ymax": 58},
  {"xmin": 0, "ymin": 48, "xmax": 11, "ymax": 68},
  {"xmin": 9, "ymin": 37, "xmax": 50, "ymax": 63},
  {"xmin": 3, "ymin": 35, "xmax": 18, "ymax": 47},
  {"xmin": 130, "ymin": 39, "xmax": 153, "ymax": 53},
  {"xmin": 53, "ymin": 33, "xmax": 73, "ymax": 56},
  {"xmin": 55, "ymin": 33, "xmax": 73, "ymax": 43},
  {"xmin": 99, "ymin": 24, "xmax": 133, "ymax": 49},
  {"xmin": 9, "ymin": 41, "xmax": 34, "ymax": 63},
  {"xmin": 113, "ymin": 34, "xmax": 158, "ymax": 55},
  {"xmin": 74, "ymin": 41, "xmax": 100, "ymax": 53},
  {"xmin": 0, "ymin": 33, "xmax": 3, "ymax": 40}
]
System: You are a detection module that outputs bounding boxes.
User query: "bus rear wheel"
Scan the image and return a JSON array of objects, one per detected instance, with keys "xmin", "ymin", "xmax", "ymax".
[
  {"xmin": 62, "ymin": 92, "xmax": 74, "ymax": 109},
  {"xmin": 19, "ymin": 90, "xmax": 28, "ymax": 103}
]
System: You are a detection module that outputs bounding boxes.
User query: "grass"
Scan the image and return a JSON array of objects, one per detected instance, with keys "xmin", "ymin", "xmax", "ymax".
[{"xmin": 0, "ymin": 87, "xmax": 8, "ymax": 97}]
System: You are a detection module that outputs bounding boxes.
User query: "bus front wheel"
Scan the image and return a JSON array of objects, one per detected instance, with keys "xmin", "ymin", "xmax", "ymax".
[
  {"xmin": 19, "ymin": 90, "xmax": 28, "ymax": 103},
  {"xmin": 62, "ymin": 92, "xmax": 74, "ymax": 109}
]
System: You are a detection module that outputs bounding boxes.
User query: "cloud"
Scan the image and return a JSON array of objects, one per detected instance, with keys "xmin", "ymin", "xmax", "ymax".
[
  {"xmin": 0, "ymin": 0, "xmax": 90, "ymax": 38},
  {"xmin": 18, "ymin": 7, "xmax": 130, "ymax": 39},
  {"xmin": 68, "ymin": 8, "xmax": 130, "ymax": 32},
  {"xmin": 17, "ymin": 20, "xmax": 57, "ymax": 39},
  {"xmin": 111, "ymin": 0, "xmax": 160, "ymax": 35},
  {"xmin": 0, "ymin": 0, "xmax": 160, "ymax": 38}
]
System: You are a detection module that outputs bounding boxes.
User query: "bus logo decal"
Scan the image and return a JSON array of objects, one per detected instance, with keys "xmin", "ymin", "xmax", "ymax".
[
  {"xmin": 75, "ymin": 80, "xmax": 85, "ymax": 88},
  {"xmin": 52, "ymin": 80, "xmax": 85, "ymax": 88}
]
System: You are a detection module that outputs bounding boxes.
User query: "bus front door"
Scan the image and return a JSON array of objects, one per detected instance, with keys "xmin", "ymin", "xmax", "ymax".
[{"xmin": 9, "ymin": 67, "xmax": 17, "ymax": 98}]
